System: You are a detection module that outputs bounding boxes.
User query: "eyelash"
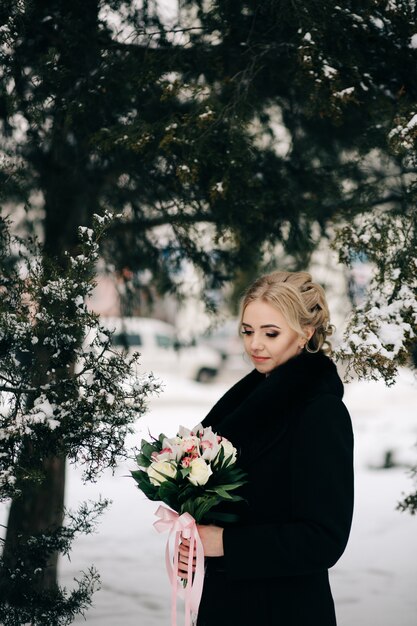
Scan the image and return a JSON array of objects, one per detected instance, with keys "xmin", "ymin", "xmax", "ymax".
[{"xmin": 241, "ymin": 330, "xmax": 279, "ymax": 338}]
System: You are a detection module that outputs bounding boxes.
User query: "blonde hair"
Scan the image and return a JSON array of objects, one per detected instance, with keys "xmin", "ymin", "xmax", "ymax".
[{"xmin": 239, "ymin": 271, "xmax": 334, "ymax": 355}]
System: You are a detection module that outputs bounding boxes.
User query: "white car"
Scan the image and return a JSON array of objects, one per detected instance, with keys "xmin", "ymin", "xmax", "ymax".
[
  {"xmin": 200, "ymin": 318, "xmax": 250, "ymax": 376},
  {"xmin": 100, "ymin": 317, "xmax": 222, "ymax": 382}
]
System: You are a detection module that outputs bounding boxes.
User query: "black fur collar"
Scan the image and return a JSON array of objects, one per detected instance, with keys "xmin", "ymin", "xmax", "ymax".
[
  {"xmin": 203, "ymin": 350, "xmax": 343, "ymax": 466},
  {"xmin": 263, "ymin": 349, "xmax": 343, "ymax": 405}
]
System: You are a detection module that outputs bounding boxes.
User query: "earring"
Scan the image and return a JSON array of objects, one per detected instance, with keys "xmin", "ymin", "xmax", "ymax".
[{"xmin": 305, "ymin": 339, "xmax": 320, "ymax": 354}]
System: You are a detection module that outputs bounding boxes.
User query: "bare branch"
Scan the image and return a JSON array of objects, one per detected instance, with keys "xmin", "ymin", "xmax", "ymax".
[
  {"xmin": 110, "ymin": 211, "xmax": 216, "ymax": 235},
  {"xmin": 0, "ymin": 385, "xmax": 37, "ymax": 394}
]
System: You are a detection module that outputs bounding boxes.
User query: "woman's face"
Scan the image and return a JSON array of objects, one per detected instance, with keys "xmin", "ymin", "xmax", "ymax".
[{"xmin": 241, "ymin": 300, "xmax": 307, "ymax": 374}]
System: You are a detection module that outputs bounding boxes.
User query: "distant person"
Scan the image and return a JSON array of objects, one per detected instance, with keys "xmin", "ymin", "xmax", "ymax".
[{"xmin": 179, "ymin": 270, "xmax": 354, "ymax": 626}]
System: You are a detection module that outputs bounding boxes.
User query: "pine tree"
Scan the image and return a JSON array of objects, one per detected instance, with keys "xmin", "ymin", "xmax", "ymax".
[{"xmin": 0, "ymin": 212, "xmax": 159, "ymax": 623}]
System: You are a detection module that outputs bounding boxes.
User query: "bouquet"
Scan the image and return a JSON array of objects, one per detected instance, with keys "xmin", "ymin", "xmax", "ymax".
[
  {"xmin": 131, "ymin": 423, "xmax": 247, "ymax": 523},
  {"xmin": 131, "ymin": 423, "xmax": 247, "ymax": 626}
]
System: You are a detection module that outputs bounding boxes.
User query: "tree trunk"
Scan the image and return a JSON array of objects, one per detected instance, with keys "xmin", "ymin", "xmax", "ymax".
[{"xmin": 3, "ymin": 454, "xmax": 66, "ymax": 590}]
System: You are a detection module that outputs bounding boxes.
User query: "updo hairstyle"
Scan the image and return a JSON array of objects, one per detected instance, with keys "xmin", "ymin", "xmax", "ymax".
[{"xmin": 240, "ymin": 271, "xmax": 334, "ymax": 355}]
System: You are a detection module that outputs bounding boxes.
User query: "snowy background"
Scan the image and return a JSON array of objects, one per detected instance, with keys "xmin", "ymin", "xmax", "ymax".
[{"xmin": 1, "ymin": 364, "xmax": 417, "ymax": 626}]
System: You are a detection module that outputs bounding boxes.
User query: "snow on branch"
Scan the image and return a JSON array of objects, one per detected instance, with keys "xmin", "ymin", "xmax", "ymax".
[
  {"xmin": 389, "ymin": 111, "xmax": 417, "ymax": 154},
  {"xmin": 0, "ymin": 211, "xmax": 159, "ymax": 499},
  {"xmin": 333, "ymin": 209, "xmax": 417, "ymax": 385}
]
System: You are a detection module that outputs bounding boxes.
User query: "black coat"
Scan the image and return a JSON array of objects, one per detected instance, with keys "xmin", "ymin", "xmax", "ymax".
[{"xmin": 197, "ymin": 350, "xmax": 354, "ymax": 626}]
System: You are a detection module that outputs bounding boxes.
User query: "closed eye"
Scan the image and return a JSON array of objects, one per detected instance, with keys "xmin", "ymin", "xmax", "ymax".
[{"xmin": 241, "ymin": 329, "xmax": 279, "ymax": 338}]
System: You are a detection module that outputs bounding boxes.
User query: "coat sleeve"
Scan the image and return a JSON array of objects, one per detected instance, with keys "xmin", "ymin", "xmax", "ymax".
[{"xmin": 221, "ymin": 394, "xmax": 354, "ymax": 580}]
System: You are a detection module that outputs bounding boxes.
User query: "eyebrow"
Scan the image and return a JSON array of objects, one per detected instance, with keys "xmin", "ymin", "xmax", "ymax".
[{"xmin": 241, "ymin": 323, "xmax": 281, "ymax": 329}]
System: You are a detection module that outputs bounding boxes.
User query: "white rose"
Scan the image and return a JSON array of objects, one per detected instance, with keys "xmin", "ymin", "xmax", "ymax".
[
  {"xmin": 221, "ymin": 438, "xmax": 237, "ymax": 466},
  {"xmin": 188, "ymin": 458, "xmax": 213, "ymax": 486},
  {"xmin": 147, "ymin": 460, "xmax": 177, "ymax": 486}
]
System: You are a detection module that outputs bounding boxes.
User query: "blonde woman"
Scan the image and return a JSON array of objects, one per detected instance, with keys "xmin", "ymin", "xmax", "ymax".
[{"xmin": 179, "ymin": 271, "xmax": 354, "ymax": 626}]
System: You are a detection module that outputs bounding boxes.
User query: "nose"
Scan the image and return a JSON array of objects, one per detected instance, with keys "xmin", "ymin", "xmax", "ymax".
[{"xmin": 250, "ymin": 333, "xmax": 264, "ymax": 352}]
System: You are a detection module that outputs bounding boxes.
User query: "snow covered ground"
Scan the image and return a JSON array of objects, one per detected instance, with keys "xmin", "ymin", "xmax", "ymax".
[{"xmin": 2, "ymin": 366, "xmax": 417, "ymax": 625}]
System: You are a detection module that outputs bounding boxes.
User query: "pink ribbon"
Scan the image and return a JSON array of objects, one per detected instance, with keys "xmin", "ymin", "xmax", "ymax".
[{"xmin": 154, "ymin": 505, "xmax": 205, "ymax": 626}]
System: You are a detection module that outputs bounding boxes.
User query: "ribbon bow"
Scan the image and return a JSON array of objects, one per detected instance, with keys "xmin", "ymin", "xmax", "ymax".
[{"xmin": 154, "ymin": 505, "xmax": 205, "ymax": 626}]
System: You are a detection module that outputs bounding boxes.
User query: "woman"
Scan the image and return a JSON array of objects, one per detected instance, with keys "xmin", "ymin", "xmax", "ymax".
[{"xmin": 179, "ymin": 270, "xmax": 354, "ymax": 626}]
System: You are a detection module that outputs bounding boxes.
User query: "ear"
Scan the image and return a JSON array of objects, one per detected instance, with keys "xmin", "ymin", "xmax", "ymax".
[
  {"xmin": 298, "ymin": 326, "xmax": 315, "ymax": 351},
  {"xmin": 304, "ymin": 326, "xmax": 315, "ymax": 341}
]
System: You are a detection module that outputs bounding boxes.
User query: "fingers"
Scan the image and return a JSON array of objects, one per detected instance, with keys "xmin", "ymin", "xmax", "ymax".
[
  {"xmin": 177, "ymin": 540, "xmax": 196, "ymax": 579},
  {"xmin": 177, "ymin": 562, "xmax": 196, "ymax": 578},
  {"xmin": 178, "ymin": 542, "xmax": 196, "ymax": 556}
]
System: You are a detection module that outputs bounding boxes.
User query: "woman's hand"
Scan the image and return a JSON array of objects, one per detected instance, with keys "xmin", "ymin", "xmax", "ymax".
[
  {"xmin": 177, "ymin": 524, "xmax": 224, "ymax": 579},
  {"xmin": 178, "ymin": 538, "xmax": 196, "ymax": 579},
  {"xmin": 197, "ymin": 524, "xmax": 224, "ymax": 557}
]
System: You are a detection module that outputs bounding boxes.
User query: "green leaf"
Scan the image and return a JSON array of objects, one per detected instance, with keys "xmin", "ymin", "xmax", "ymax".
[
  {"xmin": 177, "ymin": 483, "xmax": 199, "ymax": 504},
  {"xmin": 180, "ymin": 495, "xmax": 221, "ymax": 522},
  {"xmin": 207, "ymin": 465, "xmax": 248, "ymax": 487},
  {"xmin": 231, "ymin": 495, "xmax": 245, "ymax": 502},
  {"xmin": 130, "ymin": 469, "xmax": 145, "ymax": 482},
  {"xmin": 135, "ymin": 452, "xmax": 152, "ymax": 468},
  {"xmin": 207, "ymin": 481, "xmax": 246, "ymax": 493},
  {"xmin": 131, "ymin": 470, "xmax": 159, "ymax": 500},
  {"xmin": 179, "ymin": 467, "xmax": 191, "ymax": 479},
  {"xmin": 158, "ymin": 479, "xmax": 180, "ymax": 509},
  {"xmin": 210, "ymin": 487, "xmax": 235, "ymax": 500},
  {"xmin": 138, "ymin": 439, "xmax": 159, "ymax": 464},
  {"xmin": 212, "ymin": 445, "xmax": 225, "ymax": 469},
  {"xmin": 221, "ymin": 454, "xmax": 234, "ymax": 468}
]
